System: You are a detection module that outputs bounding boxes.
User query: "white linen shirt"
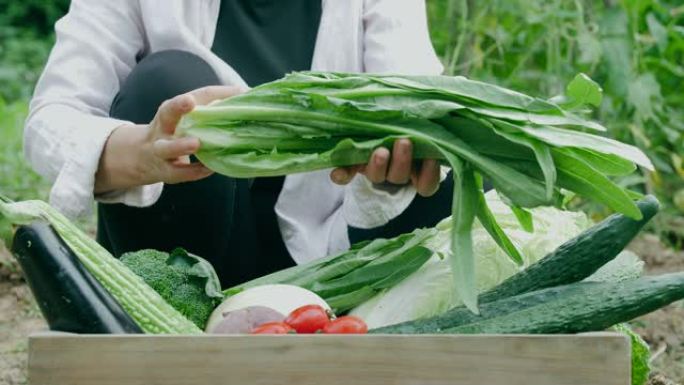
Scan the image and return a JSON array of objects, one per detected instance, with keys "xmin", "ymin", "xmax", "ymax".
[{"xmin": 25, "ymin": 0, "xmax": 444, "ymax": 264}]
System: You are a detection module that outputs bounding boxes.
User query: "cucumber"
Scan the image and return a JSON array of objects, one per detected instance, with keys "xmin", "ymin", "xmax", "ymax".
[
  {"xmin": 371, "ymin": 272, "xmax": 684, "ymax": 334},
  {"xmin": 449, "ymin": 272, "xmax": 684, "ymax": 334},
  {"xmin": 478, "ymin": 195, "xmax": 659, "ymax": 303},
  {"xmin": 371, "ymin": 283, "xmax": 580, "ymax": 334}
]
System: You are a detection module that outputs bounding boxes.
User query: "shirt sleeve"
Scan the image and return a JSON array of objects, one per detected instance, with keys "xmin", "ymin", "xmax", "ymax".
[
  {"xmin": 343, "ymin": 0, "xmax": 444, "ymax": 229},
  {"xmin": 24, "ymin": 0, "xmax": 163, "ymax": 219}
]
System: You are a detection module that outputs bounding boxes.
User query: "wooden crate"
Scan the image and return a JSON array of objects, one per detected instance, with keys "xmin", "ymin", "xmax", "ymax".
[{"xmin": 28, "ymin": 332, "xmax": 630, "ymax": 385}]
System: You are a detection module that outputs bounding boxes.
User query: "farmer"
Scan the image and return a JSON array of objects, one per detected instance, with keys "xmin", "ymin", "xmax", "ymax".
[{"xmin": 25, "ymin": 0, "xmax": 451, "ymax": 286}]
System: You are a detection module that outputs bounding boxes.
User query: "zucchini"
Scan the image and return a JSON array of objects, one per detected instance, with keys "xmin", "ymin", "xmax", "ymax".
[
  {"xmin": 12, "ymin": 222, "xmax": 142, "ymax": 333},
  {"xmin": 478, "ymin": 195, "xmax": 659, "ymax": 303},
  {"xmin": 0, "ymin": 197, "xmax": 201, "ymax": 334},
  {"xmin": 371, "ymin": 272, "xmax": 684, "ymax": 334}
]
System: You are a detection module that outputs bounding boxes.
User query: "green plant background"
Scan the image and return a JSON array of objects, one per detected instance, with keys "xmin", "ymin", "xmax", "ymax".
[
  {"xmin": 0, "ymin": 0, "xmax": 69, "ymax": 202},
  {"xmin": 426, "ymin": 0, "xmax": 684, "ymax": 242}
]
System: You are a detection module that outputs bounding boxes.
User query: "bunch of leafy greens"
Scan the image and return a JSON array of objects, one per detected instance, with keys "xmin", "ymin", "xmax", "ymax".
[
  {"xmin": 120, "ymin": 248, "xmax": 224, "ymax": 329},
  {"xmin": 224, "ymin": 228, "xmax": 437, "ymax": 314},
  {"xmin": 178, "ymin": 71, "xmax": 653, "ymax": 313}
]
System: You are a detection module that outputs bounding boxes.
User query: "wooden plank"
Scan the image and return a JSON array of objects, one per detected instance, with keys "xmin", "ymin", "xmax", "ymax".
[{"xmin": 29, "ymin": 333, "xmax": 630, "ymax": 385}]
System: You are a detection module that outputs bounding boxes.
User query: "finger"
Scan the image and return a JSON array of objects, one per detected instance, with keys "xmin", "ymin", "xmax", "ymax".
[
  {"xmin": 416, "ymin": 159, "xmax": 441, "ymax": 197},
  {"xmin": 164, "ymin": 163, "xmax": 214, "ymax": 184},
  {"xmin": 386, "ymin": 139, "xmax": 413, "ymax": 185},
  {"xmin": 330, "ymin": 165, "xmax": 363, "ymax": 185},
  {"xmin": 189, "ymin": 85, "xmax": 246, "ymax": 106},
  {"xmin": 170, "ymin": 155, "xmax": 192, "ymax": 166},
  {"xmin": 364, "ymin": 147, "xmax": 390, "ymax": 184},
  {"xmin": 152, "ymin": 137, "xmax": 201, "ymax": 160},
  {"xmin": 157, "ymin": 94, "xmax": 196, "ymax": 135}
]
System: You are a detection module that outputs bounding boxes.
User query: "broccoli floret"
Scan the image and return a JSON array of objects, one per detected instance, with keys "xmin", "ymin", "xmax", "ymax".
[
  {"xmin": 120, "ymin": 249, "xmax": 222, "ymax": 329},
  {"xmin": 171, "ymin": 283, "xmax": 218, "ymax": 328}
]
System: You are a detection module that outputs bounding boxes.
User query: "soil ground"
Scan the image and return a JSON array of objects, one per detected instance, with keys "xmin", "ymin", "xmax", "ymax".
[{"xmin": 0, "ymin": 235, "xmax": 682, "ymax": 385}]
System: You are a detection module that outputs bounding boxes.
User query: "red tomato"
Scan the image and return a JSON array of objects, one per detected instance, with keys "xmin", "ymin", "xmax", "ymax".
[
  {"xmin": 250, "ymin": 322, "xmax": 295, "ymax": 334},
  {"xmin": 322, "ymin": 316, "xmax": 368, "ymax": 334},
  {"xmin": 284, "ymin": 305, "xmax": 330, "ymax": 334}
]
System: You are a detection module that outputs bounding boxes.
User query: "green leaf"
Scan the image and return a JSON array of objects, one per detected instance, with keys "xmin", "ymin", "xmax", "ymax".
[
  {"xmin": 0, "ymin": 195, "xmax": 14, "ymax": 247},
  {"xmin": 439, "ymin": 117, "xmax": 534, "ymax": 161},
  {"xmin": 489, "ymin": 122, "xmax": 557, "ymax": 201},
  {"xmin": 326, "ymin": 286, "xmax": 377, "ymax": 313},
  {"xmin": 612, "ymin": 323, "xmax": 650, "ymax": 385},
  {"xmin": 565, "ymin": 73, "xmax": 603, "ymax": 108},
  {"xmin": 224, "ymin": 229, "xmax": 435, "ymax": 297},
  {"xmin": 646, "ymin": 13, "xmax": 668, "ymax": 53},
  {"xmin": 437, "ymin": 118, "xmax": 552, "ymax": 208},
  {"xmin": 510, "ymin": 205, "xmax": 534, "ymax": 233},
  {"xmin": 627, "ymin": 73, "xmax": 662, "ymax": 124},
  {"xmin": 494, "ymin": 191, "xmax": 536, "ymax": 232},
  {"xmin": 599, "ymin": 7, "xmax": 633, "ymax": 98},
  {"xmin": 552, "ymin": 150, "xmax": 642, "ymax": 220},
  {"xmin": 501, "ymin": 123, "xmax": 654, "ymax": 171},
  {"xmin": 559, "ymin": 148, "xmax": 636, "ymax": 176},
  {"xmin": 307, "ymin": 71, "xmax": 564, "ymax": 114},
  {"xmin": 311, "ymin": 243, "xmax": 433, "ymax": 298},
  {"xmin": 442, "ymin": 151, "xmax": 479, "ymax": 314},
  {"xmin": 476, "ymin": 189, "xmax": 524, "ymax": 266},
  {"xmin": 0, "ymin": 216, "xmax": 13, "ymax": 249},
  {"xmin": 577, "ymin": 29, "xmax": 603, "ymax": 65},
  {"xmin": 370, "ymin": 246, "xmax": 434, "ymax": 289},
  {"xmin": 168, "ymin": 248, "xmax": 224, "ymax": 300},
  {"xmin": 530, "ymin": 142, "xmax": 556, "ymax": 201},
  {"xmin": 308, "ymin": 230, "xmax": 436, "ymax": 298}
]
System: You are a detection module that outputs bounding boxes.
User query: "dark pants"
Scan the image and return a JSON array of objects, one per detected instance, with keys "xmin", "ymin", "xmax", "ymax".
[{"xmin": 97, "ymin": 50, "xmax": 454, "ymax": 287}]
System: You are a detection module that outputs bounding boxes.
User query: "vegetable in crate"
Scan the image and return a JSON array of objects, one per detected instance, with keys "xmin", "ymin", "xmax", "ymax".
[
  {"xmin": 223, "ymin": 228, "xmax": 436, "ymax": 313},
  {"xmin": 207, "ymin": 284, "xmax": 330, "ymax": 332},
  {"xmin": 251, "ymin": 322, "xmax": 295, "ymax": 334},
  {"xmin": 12, "ymin": 222, "xmax": 142, "ymax": 334},
  {"xmin": 0, "ymin": 195, "xmax": 202, "ymax": 334},
  {"xmin": 350, "ymin": 191, "xmax": 590, "ymax": 328},
  {"xmin": 178, "ymin": 71, "xmax": 653, "ymax": 312},
  {"xmin": 285, "ymin": 305, "xmax": 331, "ymax": 334},
  {"xmin": 322, "ymin": 316, "xmax": 368, "ymax": 334},
  {"xmin": 478, "ymin": 195, "xmax": 659, "ymax": 303},
  {"xmin": 209, "ymin": 306, "xmax": 285, "ymax": 334},
  {"xmin": 351, "ymin": 194, "xmax": 655, "ymax": 328},
  {"xmin": 371, "ymin": 196, "xmax": 659, "ymax": 334},
  {"xmin": 120, "ymin": 248, "xmax": 224, "ymax": 329},
  {"xmin": 371, "ymin": 272, "xmax": 684, "ymax": 335}
]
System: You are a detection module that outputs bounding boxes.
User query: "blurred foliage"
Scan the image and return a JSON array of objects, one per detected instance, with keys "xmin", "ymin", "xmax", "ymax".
[
  {"xmin": 428, "ymin": 0, "xmax": 684, "ymax": 243},
  {"xmin": 0, "ymin": 99, "xmax": 50, "ymax": 200},
  {"xmin": 0, "ymin": 0, "xmax": 70, "ymax": 102},
  {"xmin": 0, "ymin": 0, "xmax": 68, "ymax": 199},
  {"xmin": 0, "ymin": 0, "xmax": 71, "ymax": 36}
]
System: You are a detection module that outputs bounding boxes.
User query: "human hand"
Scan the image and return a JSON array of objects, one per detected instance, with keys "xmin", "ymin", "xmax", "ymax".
[
  {"xmin": 329, "ymin": 138, "xmax": 441, "ymax": 197},
  {"xmin": 95, "ymin": 86, "xmax": 244, "ymax": 194}
]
